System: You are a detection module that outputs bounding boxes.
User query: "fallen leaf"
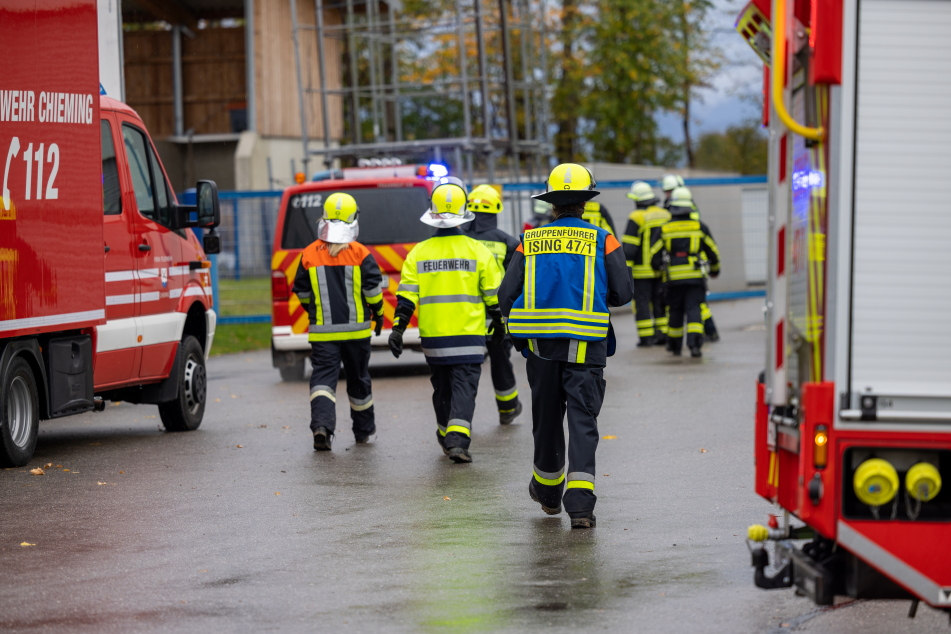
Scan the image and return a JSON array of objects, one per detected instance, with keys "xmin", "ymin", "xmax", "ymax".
[
  {"xmin": 119, "ymin": 471, "xmax": 125, "ymax": 474},
  {"xmin": 282, "ymin": 426, "xmax": 291, "ymax": 429},
  {"xmin": 236, "ymin": 445, "xmax": 243, "ymax": 448},
  {"xmin": 55, "ymin": 464, "xmax": 62, "ymax": 468},
  {"xmin": 443, "ymin": 496, "xmax": 451, "ymax": 501},
  {"xmin": 62, "ymin": 469, "xmax": 70, "ymax": 472},
  {"xmin": 43, "ymin": 463, "xmax": 52, "ymax": 468},
  {"xmin": 145, "ymin": 415, "xmax": 156, "ymax": 419},
  {"xmin": 29, "ymin": 468, "xmax": 45, "ymax": 475},
  {"xmin": 230, "ymin": 394, "xmax": 237, "ymax": 399},
  {"xmin": 602, "ymin": 435, "xmax": 618, "ymax": 440},
  {"xmin": 700, "ymin": 448, "xmax": 708, "ymax": 453},
  {"xmin": 603, "ymin": 474, "xmax": 610, "ymax": 477},
  {"xmin": 214, "ymin": 398, "xmax": 221, "ymax": 402},
  {"xmin": 199, "ymin": 570, "xmax": 208, "ymax": 572},
  {"xmin": 20, "ymin": 542, "xmax": 36, "ymax": 547},
  {"xmin": 259, "ymin": 425, "xmax": 267, "ymax": 428},
  {"xmin": 274, "ymin": 492, "xmax": 281, "ymax": 496}
]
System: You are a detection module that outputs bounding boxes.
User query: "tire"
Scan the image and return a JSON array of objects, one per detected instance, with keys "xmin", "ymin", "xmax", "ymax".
[
  {"xmin": 0, "ymin": 356, "xmax": 40, "ymax": 467},
  {"xmin": 279, "ymin": 358, "xmax": 307, "ymax": 382},
  {"xmin": 158, "ymin": 336, "xmax": 207, "ymax": 432}
]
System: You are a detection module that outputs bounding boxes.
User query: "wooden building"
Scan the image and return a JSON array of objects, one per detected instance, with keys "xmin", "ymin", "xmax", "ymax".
[{"xmin": 118, "ymin": 0, "xmax": 345, "ymax": 191}]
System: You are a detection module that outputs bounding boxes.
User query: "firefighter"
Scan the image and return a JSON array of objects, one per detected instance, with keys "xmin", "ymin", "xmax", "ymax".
[
  {"xmin": 462, "ymin": 185, "xmax": 523, "ymax": 424},
  {"xmin": 389, "ymin": 177, "xmax": 504, "ymax": 464},
  {"xmin": 622, "ymin": 181, "xmax": 671, "ymax": 346},
  {"xmin": 292, "ymin": 193, "xmax": 385, "ymax": 450},
  {"xmin": 582, "ymin": 200, "xmax": 617, "ymax": 234},
  {"xmin": 651, "ymin": 186, "xmax": 720, "ymax": 358},
  {"xmin": 500, "ymin": 163, "xmax": 634, "ymax": 529},
  {"xmin": 669, "ymin": 186, "xmax": 721, "ymax": 342},
  {"xmin": 660, "ymin": 173, "xmax": 685, "ymax": 209}
]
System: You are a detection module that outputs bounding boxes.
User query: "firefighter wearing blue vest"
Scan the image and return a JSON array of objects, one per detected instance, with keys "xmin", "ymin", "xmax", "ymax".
[
  {"xmin": 651, "ymin": 186, "xmax": 721, "ymax": 357},
  {"xmin": 462, "ymin": 185, "xmax": 523, "ymax": 424},
  {"xmin": 499, "ymin": 163, "xmax": 634, "ymax": 529},
  {"xmin": 389, "ymin": 177, "xmax": 504, "ymax": 463}
]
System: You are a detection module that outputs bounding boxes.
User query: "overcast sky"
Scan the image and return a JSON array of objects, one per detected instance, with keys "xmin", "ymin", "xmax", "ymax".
[{"xmin": 656, "ymin": 0, "xmax": 764, "ymax": 142}]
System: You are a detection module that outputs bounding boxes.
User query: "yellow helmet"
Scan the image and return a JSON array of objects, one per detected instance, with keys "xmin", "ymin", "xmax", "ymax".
[
  {"xmin": 627, "ymin": 180, "xmax": 657, "ymax": 203},
  {"xmin": 661, "ymin": 173, "xmax": 685, "ymax": 192},
  {"xmin": 532, "ymin": 163, "xmax": 600, "ymax": 205},
  {"xmin": 466, "ymin": 184, "xmax": 503, "ymax": 213},
  {"xmin": 323, "ymin": 193, "xmax": 359, "ymax": 223},
  {"xmin": 319, "ymin": 192, "xmax": 360, "ymax": 243},
  {"xmin": 421, "ymin": 176, "xmax": 473, "ymax": 228}
]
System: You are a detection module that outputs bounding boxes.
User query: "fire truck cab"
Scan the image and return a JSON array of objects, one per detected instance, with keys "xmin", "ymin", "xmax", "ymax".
[
  {"xmin": 737, "ymin": 0, "xmax": 951, "ymax": 612},
  {"xmin": 270, "ymin": 164, "xmax": 441, "ymax": 380},
  {"xmin": 1, "ymin": 1, "xmax": 221, "ymax": 467}
]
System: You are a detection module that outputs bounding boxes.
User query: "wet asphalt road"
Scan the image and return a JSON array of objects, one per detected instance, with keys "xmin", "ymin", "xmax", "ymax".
[{"xmin": 1, "ymin": 299, "xmax": 948, "ymax": 633}]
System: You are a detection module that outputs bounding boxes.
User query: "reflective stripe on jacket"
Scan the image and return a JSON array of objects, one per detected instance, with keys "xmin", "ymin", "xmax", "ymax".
[
  {"xmin": 292, "ymin": 240, "xmax": 384, "ymax": 342},
  {"xmin": 582, "ymin": 202, "xmax": 616, "ymax": 235},
  {"xmin": 650, "ymin": 208, "xmax": 720, "ymax": 285},
  {"xmin": 622, "ymin": 205, "xmax": 671, "ymax": 279},
  {"xmin": 396, "ymin": 231, "xmax": 502, "ymax": 364},
  {"xmin": 507, "ymin": 218, "xmax": 618, "ymax": 342}
]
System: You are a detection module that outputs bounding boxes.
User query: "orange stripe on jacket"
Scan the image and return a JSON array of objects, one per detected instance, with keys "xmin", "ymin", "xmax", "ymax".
[{"xmin": 300, "ymin": 240, "xmax": 371, "ymax": 268}]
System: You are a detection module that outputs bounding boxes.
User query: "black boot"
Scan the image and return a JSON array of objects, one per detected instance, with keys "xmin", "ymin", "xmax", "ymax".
[
  {"xmin": 569, "ymin": 513, "xmax": 597, "ymax": 529},
  {"xmin": 690, "ymin": 346, "xmax": 703, "ymax": 358},
  {"xmin": 313, "ymin": 427, "xmax": 333, "ymax": 451},
  {"xmin": 636, "ymin": 336, "xmax": 655, "ymax": 348},
  {"xmin": 529, "ymin": 480, "xmax": 562, "ymax": 515},
  {"xmin": 499, "ymin": 401, "xmax": 523, "ymax": 425},
  {"xmin": 447, "ymin": 447, "xmax": 472, "ymax": 463}
]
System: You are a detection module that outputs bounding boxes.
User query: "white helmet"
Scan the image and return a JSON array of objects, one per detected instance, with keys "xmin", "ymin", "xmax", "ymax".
[
  {"xmin": 669, "ymin": 186, "xmax": 695, "ymax": 208},
  {"xmin": 627, "ymin": 181, "xmax": 657, "ymax": 203},
  {"xmin": 661, "ymin": 173, "xmax": 685, "ymax": 192}
]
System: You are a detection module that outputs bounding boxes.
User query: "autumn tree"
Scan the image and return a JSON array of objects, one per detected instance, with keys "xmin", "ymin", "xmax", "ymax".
[{"xmin": 694, "ymin": 121, "xmax": 767, "ymax": 174}]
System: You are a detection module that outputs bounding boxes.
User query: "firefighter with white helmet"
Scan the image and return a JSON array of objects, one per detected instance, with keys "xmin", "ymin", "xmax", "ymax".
[
  {"xmin": 499, "ymin": 163, "xmax": 633, "ymax": 528},
  {"xmin": 462, "ymin": 185, "xmax": 524, "ymax": 424},
  {"xmin": 668, "ymin": 186, "xmax": 721, "ymax": 342},
  {"xmin": 389, "ymin": 177, "xmax": 504, "ymax": 463},
  {"xmin": 622, "ymin": 181, "xmax": 671, "ymax": 346},
  {"xmin": 292, "ymin": 192, "xmax": 385, "ymax": 450},
  {"xmin": 651, "ymin": 186, "xmax": 721, "ymax": 357},
  {"xmin": 661, "ymin": 173, "xmax": 685, "ymax": 209}
]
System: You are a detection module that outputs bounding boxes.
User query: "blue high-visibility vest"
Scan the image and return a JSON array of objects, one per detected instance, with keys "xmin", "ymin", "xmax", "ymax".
[{"xmin": 507, "ymin": 217, "xmax": 611, "ymax": 341}]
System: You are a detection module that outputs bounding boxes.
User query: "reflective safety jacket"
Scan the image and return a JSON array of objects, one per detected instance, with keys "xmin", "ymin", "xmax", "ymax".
[
  {"xmin": 582, "ymin": 202, "xmax": 616, "ymax": 235},
  {"xmin": 292, "ymin": 240, "xmax": 385, "ymax": 341},
  {"xmin": 462, "ymin": 212, "xmax": 520, "ymax": 271},
  {"xmin": 396, "ymin": 228, "xmax": 502, "ymax": 365},
  {"xmin": 650, "ymin": 206, "xmax": 720, "ymax": 286},
  {"xmin": 499, "ymin": 217, "xmax": 633, "ymax": 366},
  {"xmin": 622, "ymin": 205, "xmax": 671, "ymax": 279}
]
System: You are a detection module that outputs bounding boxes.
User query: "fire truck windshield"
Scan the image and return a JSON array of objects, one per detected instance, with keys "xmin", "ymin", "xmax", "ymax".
[{"xmin": 282, "ymin": 186, "xmax": 434, "ymax": 248}]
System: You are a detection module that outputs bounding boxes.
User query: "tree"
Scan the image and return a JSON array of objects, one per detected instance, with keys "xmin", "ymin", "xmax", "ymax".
[{"xmin": 693, "ymin": 121, "xmax": 767, "ymax": 174}]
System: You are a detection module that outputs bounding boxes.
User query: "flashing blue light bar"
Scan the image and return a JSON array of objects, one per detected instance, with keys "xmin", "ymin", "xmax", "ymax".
[{"xmin": 428, "ymin": 163, "xmax": 449, "ymax": 179}]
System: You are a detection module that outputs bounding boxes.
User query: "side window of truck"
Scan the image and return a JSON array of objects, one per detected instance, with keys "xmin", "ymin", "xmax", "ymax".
[
  {"xmin": 121, "ymin": 124, "xmax": 172, "ymax": 227},
  {"xmin": 101, "ymin": 121, "xmax": 121, "ymax": 215}
]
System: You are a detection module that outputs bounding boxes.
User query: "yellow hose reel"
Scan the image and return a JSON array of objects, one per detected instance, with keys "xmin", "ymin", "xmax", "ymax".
[
  {"xmin": 906, "ymin": 462, "xmax": 942, "ymax": 502},
  {"xmin": 853, "ymin": 458, "xmax": 900, "ymax": 506}
]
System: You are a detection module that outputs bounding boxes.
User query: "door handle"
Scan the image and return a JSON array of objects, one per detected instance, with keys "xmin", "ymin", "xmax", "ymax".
[
  {"xmin": 104, "ymin": 245, "xmax": 110, "ymax": 253},
  {"xmin": 138, "ymin": 243, "xmax": 152, "ymax": 252}
]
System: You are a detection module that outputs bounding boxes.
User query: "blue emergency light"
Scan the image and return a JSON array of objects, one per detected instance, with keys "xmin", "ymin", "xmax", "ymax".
[{"xmin": 428, "ymin": 163, "xmax": 449, "ymax": 179}]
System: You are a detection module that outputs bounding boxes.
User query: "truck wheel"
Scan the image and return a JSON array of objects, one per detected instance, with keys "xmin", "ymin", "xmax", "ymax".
[
  {"xmin": 0, "ymin": 356, "xmax": 40, "ymax": 467},
  {"xmin": 159, "ymin": 336, "xmax": 206, "ymax": 432},
  {"xmin": 279, "ymin": 358, "xmax": 306, "ymax": 382}
]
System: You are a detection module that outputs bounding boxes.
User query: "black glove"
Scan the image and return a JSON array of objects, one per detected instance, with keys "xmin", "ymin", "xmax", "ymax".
[
  {"xmin": 710, "ymin": 270, "xmax": 720, "ymax": 279},
  {"xmin": 372, "ymin": 311, "xmax": 384, "ymax": 337},
  {"xmin": 388, "ymin": 330, "xmax": 403, "ymax": 358},
  {"xmin": 487, "ymin": 310, "xmax": 505, "ymax": 346}
]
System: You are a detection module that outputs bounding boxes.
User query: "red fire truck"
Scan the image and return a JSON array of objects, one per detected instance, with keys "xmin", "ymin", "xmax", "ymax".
[
  {"xmin": 0, "ymin": 1, "xmax": 221, "ymax": 467},
  {"xmin": 737, "ymin": 0, "xmax": 951, "ymax": 613},
  {"xmin": 270, "ymin": 165, "xmax": 442, "ymax": 380}
]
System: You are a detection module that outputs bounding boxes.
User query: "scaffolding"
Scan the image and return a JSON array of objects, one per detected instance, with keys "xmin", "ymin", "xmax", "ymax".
[{"xmin": 289, "ymin": 0, "xmax": 552, "ymax": 188}]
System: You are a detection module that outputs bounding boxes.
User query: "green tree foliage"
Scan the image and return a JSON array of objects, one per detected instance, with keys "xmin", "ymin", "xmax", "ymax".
[{"xmin": 694, "ymin": 121, "xmax": 768, "ymax": 174}]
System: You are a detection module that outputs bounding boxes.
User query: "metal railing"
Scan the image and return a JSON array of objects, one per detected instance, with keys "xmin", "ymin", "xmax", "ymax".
[{"xmin": 206, "ymin": 176, "xmax": 769, "ymax": 326}]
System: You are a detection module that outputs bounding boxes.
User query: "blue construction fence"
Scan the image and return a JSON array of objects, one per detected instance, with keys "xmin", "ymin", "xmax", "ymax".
[{"xmin": 189, "ymin": 176, "xmax": 768, "ymax": 326}]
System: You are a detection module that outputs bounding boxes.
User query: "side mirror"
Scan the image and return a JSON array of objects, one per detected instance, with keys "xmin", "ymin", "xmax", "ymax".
[
  {"xmin": 203, "ymin": 229, "xmax": 221, "ymax": 255},
  {"xmin": 196, "ymin": 180, "xmax": 220, "ymax": 229}
]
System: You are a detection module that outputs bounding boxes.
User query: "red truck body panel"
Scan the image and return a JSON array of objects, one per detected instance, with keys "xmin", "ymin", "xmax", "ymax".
[{"xmin": 1, "ymin": 0, "xmax": 104, "ymax": 338}]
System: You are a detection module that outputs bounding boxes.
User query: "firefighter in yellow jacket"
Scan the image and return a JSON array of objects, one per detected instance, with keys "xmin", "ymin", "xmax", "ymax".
[
  {"xmin": 622, "ymin": 181, "xmax": 671, "ymax": 346},
  {"xmin": 292, "ymin": 193, "xmax": 385, "ymax": 450},
  {"xmin": 389, "ymin": 177, "xmax": 504, "ymax": 463}
]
